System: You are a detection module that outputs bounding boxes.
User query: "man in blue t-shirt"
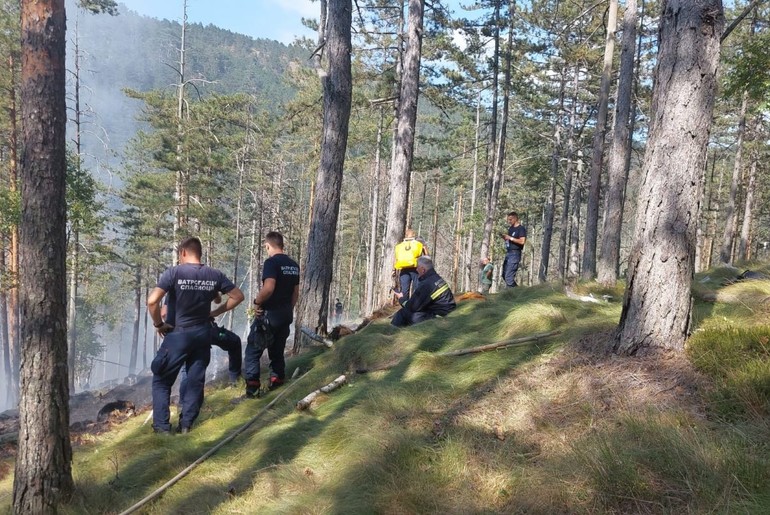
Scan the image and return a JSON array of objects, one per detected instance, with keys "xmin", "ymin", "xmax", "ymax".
[
  {"xmin": 148, "ymin": 237, "xmax": 244, "ymax": 434},
  {"xmin": 244, "ymin": 231, "xmax": 300, "ymax": 397},
  {"xmin": 500, "ymin": 211, "xmax": 527, "ymax": 288}
]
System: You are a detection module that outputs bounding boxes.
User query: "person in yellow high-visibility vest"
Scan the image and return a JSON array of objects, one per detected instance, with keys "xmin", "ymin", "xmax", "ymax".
[{"xmin": 393, "ymin": 228, "xmax": 429, "ymax": 302}]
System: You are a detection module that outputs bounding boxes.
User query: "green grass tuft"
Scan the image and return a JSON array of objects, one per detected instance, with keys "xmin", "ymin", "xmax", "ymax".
[{"xmin": 688, "ymin": 324, "xmax": 770, "ymax": 420}]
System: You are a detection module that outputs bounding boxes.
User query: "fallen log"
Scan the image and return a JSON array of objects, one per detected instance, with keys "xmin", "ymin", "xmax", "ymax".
[
  {"xmin": 435, "ymin": 330, "xmax": 561, "ymax": 357},
  {"xmin": 355, "ymin": 330, "xmax": 563, "ymax": 373},
  {"xmin": 565, "ymin": 289, "xmax": 603, "ymax": 304},
  {"xmin": 296, "ymin": 375, "xmax": 347, "ymax": 410}
]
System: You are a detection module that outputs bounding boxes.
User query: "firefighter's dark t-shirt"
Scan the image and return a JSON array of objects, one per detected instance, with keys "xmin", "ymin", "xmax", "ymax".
[
  {"xmin": 261, "ymin": 253, "xmax": 300, "ymax": 313},
  {"xmin": 157, "ymin": 263, "xmax": 235, "ymax": 328}
]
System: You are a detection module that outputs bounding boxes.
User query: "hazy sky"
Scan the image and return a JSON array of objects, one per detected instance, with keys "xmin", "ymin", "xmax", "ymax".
[{"xmin": 119, "ymin": 0, "xmax": 318, "ymax": 44}]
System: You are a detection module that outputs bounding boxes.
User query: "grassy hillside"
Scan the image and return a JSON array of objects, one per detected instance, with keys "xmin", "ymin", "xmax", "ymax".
[{"xmin": 1, "ymin": 267, "xmax": 770, "ymax": 513}]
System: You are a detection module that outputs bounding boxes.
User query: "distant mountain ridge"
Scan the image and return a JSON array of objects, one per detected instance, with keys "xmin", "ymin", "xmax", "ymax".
[{"xmin": 67, "ymin": 1, "xmax": 306, "ymax": 173}]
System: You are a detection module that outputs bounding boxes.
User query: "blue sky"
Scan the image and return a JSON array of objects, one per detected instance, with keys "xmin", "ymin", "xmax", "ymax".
[
  {"xmin": 119, "ymin": 0, "xmax": 318, "ymax": 44},
  {"xmin": 119, "ymin": 0, "xmax": 471, "ymax": 45}
]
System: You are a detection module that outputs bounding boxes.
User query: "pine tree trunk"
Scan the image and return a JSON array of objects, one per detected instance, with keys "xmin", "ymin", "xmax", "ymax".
[
  {"xmin": 128, "ymin": 268, "xmax": 141, "ymax": 375},
  {"xmin": 582, "ymin": 0, "xmax": 618, "ymax": 280},
  {"xmin": 364, "ymin": 108, "xmax": 384, "ymax": 315},
  {"xmin": 13, "ymin": 0, "xmax": 74, "ymax": 511},
  {"xmin": 568, "ymin": 152, "xmax": 584, "ymax": 281},
  {"xmin": 293, "ymin": 0, "xmax": 352, "ymax": 349},
  {"xmin": 452, "ymin": 189, "xmax": 463, "ymax": 290},
  {"xmin": 0, "ymin": 243, "xmax": 11, "ymax": 406},
  {"xmin": 142, "ymin": 285, "xmax": 149, "ymax": 370},
  {"xmin": 539, "ymin": 68, "xmax": 565, "ymax": 283},
  {"xmin": 615, "ymin": 0, "xmax": 723, "ymax": 355},
  {"xmin": 478, "ymin": 0, "xmax": 501, "ymax": 267},
  {"xmin": 173, "ymin": 0, "xmax": 189, "ymax": 258},
  {"xmin": 229, "ymin": 150, "xmax": 246, "ymax": 330},
  {"xmin": 719, "ymin": 91, "xmax": 748, "ymax": 264},
  {"xmin": 557, "ymin": 68, "xmax": 580, "ymax": 281},
  {"xmin": 8, "ymin": 52, "xmax": 21, "ymax": 403},
  {"xmin": 67, "ymin": 229, "xmax": 78, "ymax": 389},
  {"xmin": 431, "ymin": 180, "xmax": 440, "ymax": 257},
  {"xmin": 379, "ymin": 0, "xmax": 424, "ymax": 307},
  {"xmin": 703, "ymin": 151, "xmax": 720, "ymax": 270},
  {"xmin": 737, "ymin": 151, "xmax": 757, "ymax": 262},
  {"xmin": 465, "ymin": 90, "xmax": 482, "ymax": 291},
  {"xmin": 598, "ymin": 0, "xmax": 638, "ymax": 286},
  {"xmin": 67, "ymin": 22, "xmax": 83, "ymax": 391}
]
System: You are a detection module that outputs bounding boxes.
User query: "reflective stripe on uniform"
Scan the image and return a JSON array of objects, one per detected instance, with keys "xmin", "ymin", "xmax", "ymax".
[{"xmin": 431, "ymin": 284, "xmax": 449, "ymax": 300}]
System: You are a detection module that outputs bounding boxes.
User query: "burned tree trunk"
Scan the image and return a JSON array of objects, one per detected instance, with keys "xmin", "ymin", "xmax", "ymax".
[{"xmin": 615, "ymin": 0, "xmax": 723, "ymax": 355}]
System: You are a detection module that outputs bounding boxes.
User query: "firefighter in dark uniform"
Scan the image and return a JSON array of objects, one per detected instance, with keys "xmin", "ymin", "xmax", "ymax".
[
  {"xmin": 244, "ymin": 231, "xmax": 300, "ymax": 397},
  {"xmin": 391, "ymin": 256, "xmax": 456, "ymax": 327},
  {"xmin": 165, "ymin": 293, "xmax": 243, "ymax": 386},
  {"xmin": 148, "ymin": 237, "xmax": 244, "ymax": 434}
]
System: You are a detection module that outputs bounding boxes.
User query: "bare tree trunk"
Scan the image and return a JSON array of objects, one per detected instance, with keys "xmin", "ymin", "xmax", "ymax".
[
  {"xmin": 173, "ymin": 0, "xmax": 189, "ymax": 260},
  {"xmin": 452, "ymin": 189, "xmax": 463, "ymax": 290},
  {"xmin": 417, "ymin": 173, "xmax": 427, "ymax": 235},
  {"xmin": 465, "ymin": 90, "xmax": 482, "ymax": 291},
  {"xmin": 598, "ymin": 0, "xmax": 638, "ymax": 286},
  {"xmin": 737, "ymin": 150, "xmax": 757, "ymax": 262},
  {"xmin": 229, "ymin": 146, "xmax": 247, "ymax": 330},
  {"xmin": 431, "ymin": 180, "xmax": 440, "ymax": 257},
  {"xmin": 479, "ymin": 0, "xmax": 511, "ymax": 266},
  {"xmin": 313, "ymin": 0, "xmax": 327, "ymax": 70},
  {"xmin": 67, "ymin": 229, "xmax": 78, "ymax": 388},
  {"xmin": 379, "ymin": 0, "xmax": 424, "ymax": 307},
  {"xmin": 557, "ymin": 67, "xmax": 580, "ymax": 281},
  {"xmin": 694, "ymin": 154, "xmax": 707, "ymax": 273},
  {"xmin": 539, "ymin": 68, "xmax": 565, "ymax": 283},
  {"xmin": 615, "ymin": 0, "xmax": 723, "ymax": 355},
  {"xmin": 345, "ymin": 252, "xmax": 354, "ymax": 313},
  {"xmin": 142, "ymin": 285, "xmax": 149, "ymax": 371},
  {"xmin": 67, "ymin": 20, "xmax": 84, "ymax": 391},
  {"xmin": 293, "ymin": 0, "xmax": 352, "ymax": 351},
  {"xmin": 364, "ymin": 108, "xmax": 384, "ymax": 315},
  {"xmin": 128, "ymin": 268, "xmax": 141, "ymax": 375},
  {"xmin": 703, "ymin": 151, "xmax": 721, "ymax": 269},
  {"xmin": 719, "ymin": 91, "xmax": 748, "ymax": 265},
  {"xmin": 582, "ymin": 0, "xmax": 618, "ymax": 280},
  {"xmin": 0, "ymin": 243, "xmax": 11, "ymax": 406},
  {"xmin": 14, "ymin": 0, "xmax": 74, "ymax": 511},
  {"xmin": 568, "ymin": 152, "xmax": 584, "ymax": 281}
]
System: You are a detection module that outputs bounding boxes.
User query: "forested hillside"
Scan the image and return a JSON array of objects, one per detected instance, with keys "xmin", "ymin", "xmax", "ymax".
[{"xmin": 68, "ymin": 1, "xmax": 306, "ymax": 172}]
